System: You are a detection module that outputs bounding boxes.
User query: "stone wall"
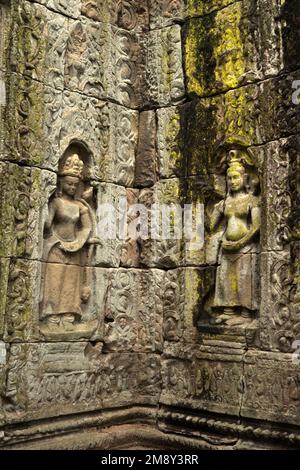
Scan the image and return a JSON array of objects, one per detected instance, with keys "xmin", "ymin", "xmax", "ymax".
[{"xmin": 0, "ymin": 0, "xmax": 299, "ymax": 449}]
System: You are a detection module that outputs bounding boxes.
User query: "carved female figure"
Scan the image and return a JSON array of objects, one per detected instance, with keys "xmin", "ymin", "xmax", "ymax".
[
  {"xmin": 40, "ymin": 154, "xmax": 97, "ymax": 330},
  {"xmin": 210, "ymin": 155, "xmax": 261, "ymax": 325}
]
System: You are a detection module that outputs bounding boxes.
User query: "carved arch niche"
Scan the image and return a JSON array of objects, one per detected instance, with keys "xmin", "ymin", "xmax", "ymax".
[
  {"xmin": 39, "ymin": 141, "xmax": 103, "ymax": 342},
  {"xmin": 197, "ymin": 138, "xmax": 262, "ymax": 334}
]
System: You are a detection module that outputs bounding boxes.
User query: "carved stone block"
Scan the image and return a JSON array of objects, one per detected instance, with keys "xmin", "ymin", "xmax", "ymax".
[
  {"xmin": 149, "ymin": 0, "xmax": 186, "ymax": 29},
  {"xmin": 103, "ymin": 268, "xmax": 164, "ymax": 353},
  {"xmin": 93, "ymin": 182, "xmax": 127, "ymax": 268},
  {"xmin": 135, "ymin": 111, "xmax": 157, "ymax": 187},
  {"xmin": 81, "ymin": 0, "xmax": 149, "ymax": 32},
  {"xmin": 184, "ymin": 0, "xmax": 282, "ymax": 98},
  {"xmin": 160, "ymin": 349, "xmax": 244, "ymax": 416},
  {"xmin": 185, "ymin": 177, "xmax": 213, "ymax": 267},
  {"xmin": 120, "ymin": 188, "xmax": 140, "ymax": 268},
  {"xmin": 102, "ymin": 353, "xmax": 161, "ymax": 408},
  {"xmin": 0, "ymin": 258, "xmax": 9, "ymax": 339},
  {"xmin": 10, "ymin": 1, "xmax": 68, "ymax": 90},
  {"xmin": 259, "ymin": 247, "xmax": 300, "ymax": 354},
  {"xmin": 139, "ymin": 177, "xmax": 219, "ymax": 268},
  {"xmin": 157, "ymin": 106, "xmax": 185, "ymax": 179},
  {"xmin": 242, "ymin": 351, "xmax": 300, "ymax": 426},
  {"xmin": 257, "ymin": 140, "xmax": 290, "ymax": 252},
  {"xmin": 149, "ymin": 0, "xmax": 237, "ymax": 29},
  {"xmin": 8, "ymin": 2, "xmax": 143, "ymax": 109},
  {"xmin": 64, "ymin": 17, "xmax": 142, "ymax": 108},
  {"xmin": 163, "ymin": 268, "xmax": 215, "ymax": 345},
  {"xmin": 224, "ymin": 84, "xmax": 262, "ymax": 147},
  {"xmin": 4, "ymin": 259, "xmax": 41, "ymax": 342},
  {"xmin": 3, "ymin": 342, "xmax": 103, "ymax": 421},
  {"xmin": 258, "ymin": 0, "xmax": 283, "ymax": 77},
  {"xmin": 3, "ymin": 74, "xmax": 62, "ymax": 167},
  {"xmin": 139, "ymin": 179, "xmax": 185, "ymax": 268},
  {"xmin": 118, "ymin": 0, "xmax": 150, "ymax": 31},
  {"xmin": 81, "ymin": 0, "xmax": 121, "ymax": 25},
  {"xmin": 0, "ymin": 163, "xmax": 56, "ymax": 260},
  {"xmin": 64, "ymin": 17, "xmax": 109, "ymax": 100},
  {"xmin": 33, "ymin": 0, "xmax": 82, "ymax": 18},
  {"xmin": 144, "ymin": 25, "xmax": 185, "ymax": 107},
  {"xmin": 3, "ymin": 260, "xmax": 109, "ymax": 343},
  {"xmin": 182, "ymin": 97, "xmax": 225, "ymax": 177},
  {"xmin": 259, "ymin": 72, "xmax": 300, "ymax": 143},
  {"xmin": 0, "ymin": 1, "xmax": 11, "ymax": 72},
  {"xmin": 60, "ymin": 91, "xmax": 138, "ymax": 185}
]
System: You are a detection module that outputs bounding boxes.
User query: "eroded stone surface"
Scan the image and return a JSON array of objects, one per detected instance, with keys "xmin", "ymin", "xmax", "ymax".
[
  {"xmin": 2, "ymin": 343, "xmax": 161, "ymax": 421},
  {"xmin": 139, "ymin": 178, "xmax": 185, "ymax": 268},
  {"xmin": 184, "ymin": 0, "xmax": 283, "ymax": 97},
  {"xmin": 103, "ymin": 268, "xmax": 164, "ymax": 353},
  {"xmin": 259, "ymin": 246, "xmax": 300, "ymax": 354},
  {"xmin": 81, "ymin": 0, "xmax": 149, "ymax": 31},
  {"xmin": 0, "ymin": 0, "xmax": 299, "ymax": 450},
  {"xmin": 135, "ymin": 111, "xmax": 157, "ymax": 187},
  {"xmin": 160, "ymin": 348, "xmax": 244, "ymax": 416},
  {"xmin": 2, "ymin": 258, "xmax": 109, "ymax": 343},
  {"xmin": 242, "ymin": 351, "xmax": 300, "ymax": 426}
]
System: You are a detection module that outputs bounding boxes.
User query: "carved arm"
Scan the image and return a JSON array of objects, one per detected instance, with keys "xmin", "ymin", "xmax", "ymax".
[
  {"xmin": 44, "ymin": 199, "xmax": 57, "ymax": 234},
  {"xmin": 209, "ymin": 200, "xmax": 224, "ymax": 233}
]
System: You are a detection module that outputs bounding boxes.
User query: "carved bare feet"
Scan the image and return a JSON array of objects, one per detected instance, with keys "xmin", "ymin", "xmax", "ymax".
[
  {"xmin": 214, "ymin": 308, "xmax": 235, "ymax": 325},
  {"xmin": 61, "ymin": 314, "xmax": 76, "ymax": 331},
  {"xmin": 47, "ymin": 315, "xmax": 61, "ymax": 330},
  {"xmin": 212, "ymin": 308, "xmax": 253, "ymax": 326}
]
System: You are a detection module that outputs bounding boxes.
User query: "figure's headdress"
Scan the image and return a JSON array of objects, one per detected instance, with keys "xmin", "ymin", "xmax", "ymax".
[
  {"xmin": 227, "ymin": 150, "xmax": 245, "ymax": 175},
  {"xmin": 60, "ymin": 154, "xmax": 84, "ymax": 178}
]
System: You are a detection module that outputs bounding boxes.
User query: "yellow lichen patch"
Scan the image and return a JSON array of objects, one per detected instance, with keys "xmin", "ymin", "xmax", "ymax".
[
  {"xmin": 0, "ymin": 258, "xmax": 9, "ymax": 336},
  {"xmin": 213, "ymin": 3, "xmax": 245, "ymax": 91},
  {"xmin": 187, "ymin": 0, "xmax": 234, "ymax": 17},
  {"xmin": 184, "ymin": 268, "xmax": 203, "ymax": 332},
  {"xmin": 185, "ymin": 20, "xmax": 206, "ymax": 97},
  {"xmin": 165, "ymin": 110, "xmax": 182, "ymax": 172},
  {"xmin": 185, "ymin": 2, "xmax": 246, "ymax": 97},
  {"xmin": 187, "ymin": 0, "xmax": 205, "ymax": 17},
  {"xmin": 224, "ymin": 84, "xmax": 257, "ymax": 145}
]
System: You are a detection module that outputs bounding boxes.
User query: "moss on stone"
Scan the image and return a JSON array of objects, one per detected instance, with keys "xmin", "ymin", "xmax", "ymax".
[
  {"xmin": 0, "ymin": 257, "xmax": 9, "ymax": 337},
  {"xmin": 187, "ymin": 0, "xmax": 235, "ymax": 17},
  {"xmin": 184, "ymin": 3, "xmax": 247, "ymax": 97}
]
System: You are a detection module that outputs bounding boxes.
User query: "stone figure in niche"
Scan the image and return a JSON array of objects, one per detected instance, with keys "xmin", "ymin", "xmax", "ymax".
[
  {"xmin": 40, "ymin": 153, "xmax": 100, "ymax": 334},
  {"xmin": 209, "ymin": 150, "xmax": 261, "ymax": 326}
]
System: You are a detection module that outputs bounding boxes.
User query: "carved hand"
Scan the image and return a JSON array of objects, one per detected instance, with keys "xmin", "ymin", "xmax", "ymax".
[
  {"xmin": 222, "ymin": 238, "xmax": 247, "ymax": 252},
  {"xmin": 87, "ymin": 237, "xmax": 102, "ymax": 245},
  {"xmin": 59, "ymin": 241, "xmax": 81, "ymax": 252},
  {"xmin": 82, "ymin": 187, "xmax": 93, "ymax": 202}
]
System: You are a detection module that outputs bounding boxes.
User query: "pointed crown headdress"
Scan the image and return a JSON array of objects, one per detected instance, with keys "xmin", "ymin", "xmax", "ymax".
[
  {"xmin": 227, "ymin": 150, "xmax": 245, "ymax": 175},
  {"xmin": 60, "ymin": 154, "xmax": 84, "ymax": 179}
]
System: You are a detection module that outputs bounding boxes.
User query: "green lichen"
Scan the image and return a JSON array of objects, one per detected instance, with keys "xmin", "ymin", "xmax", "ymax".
[
  {"xmin": 225, "ymin": 87, "xmax": 255, "ymax": 145},
  {"xmin": 185, "ymin": 14, "xmax": 216, "ymax": 97},
  {"xmin": 5, "ymin": 72, "xmax": 46, "ymax": 165},
  {"xmin": 164, "ymin": 109, "xmax": 185, "ymax": 176},
  {"xmin": 187, "ymin": 0, "xmax": 235, "ymax": 17},
  {"xmin": 184, "ymin": 3, "xmax": 246, "ymax": 97},
  {"xmin": 0, "ymin": 258, "xmax": 9, "ymax": 337}
]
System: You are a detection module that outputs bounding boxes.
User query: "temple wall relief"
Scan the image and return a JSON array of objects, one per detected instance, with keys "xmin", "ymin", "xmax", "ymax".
[{"xmin": 0, "ymin": 0, "xmax": 299, "ymax": 449}]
